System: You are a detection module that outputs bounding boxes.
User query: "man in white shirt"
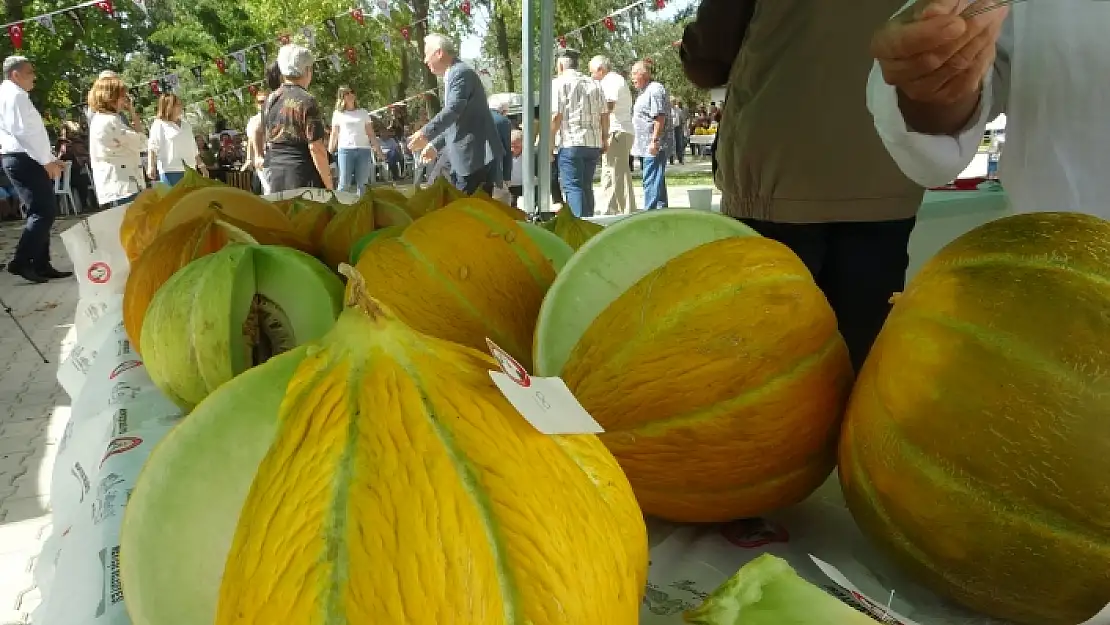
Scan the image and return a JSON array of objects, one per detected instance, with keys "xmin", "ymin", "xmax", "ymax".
[
  {"xmin": 0, "ymin": 56, "xmax": 69, "ymax": 284},
  {"xmin": 551, "ymin": 53, "xmax": 608, "ymax": 218},
  {"xmin": 590, "ymin": 55, "xmax": 636, "ymax": 215},
  {"xmin": 867, "ymin": 0, "xmax": 1108, "ymax": 217}
]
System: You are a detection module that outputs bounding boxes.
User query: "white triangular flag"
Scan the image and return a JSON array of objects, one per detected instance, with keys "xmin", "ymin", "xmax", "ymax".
[
  {"xmin": 381, "ymin": 33, "xmax": 391, "ymax": 50},
  {"xmin": 231, "ymin": 49, "xmax": 247, "ymax": 74},
  {"xmin": 34, "ymin": 15, "xmax": 55, "ymax": 34},
  {"xmin": 164, "ymin": 73, "xmax": 180, "ymax": 91},
  {"xmin": 377, "ymin": 0, "xmax": 390, "ymax": 18},
  {"xmin": 132, "ymin": 0, "xmax": 148, "ymax": 14},
  {"xmin": 328, "ymin": 53, "xmax": 341, "ymax": 72},
  {"xmin": 232, "ymin": 88, "xmax": 244, "ymax": 103},
  {"xmin": 301, "ymin": 25, "xmax": 316, "ymax": 46}
]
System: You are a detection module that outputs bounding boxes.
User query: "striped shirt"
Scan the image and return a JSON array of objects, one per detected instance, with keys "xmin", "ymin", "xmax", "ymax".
[{"xmin": 552, "ymin": 70, "xmax": 606, "ymax": 149}]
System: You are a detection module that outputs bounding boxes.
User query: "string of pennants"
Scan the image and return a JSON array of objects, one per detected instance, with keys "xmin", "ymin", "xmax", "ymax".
[
  {"xmin": 556, "ymin": 0, "xmax": 664, "ymax": 51},
  {"xmin": 1, "ymin": 0, "xmax": 127, "ymax": 50}
]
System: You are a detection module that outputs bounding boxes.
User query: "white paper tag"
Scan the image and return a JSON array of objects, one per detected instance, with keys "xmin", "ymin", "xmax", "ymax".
[
  {"xmin": 485, "ymin": 338, "xmax": 604, "ymax": 435},
  {"xmin": 810, "ymin": 555, "xmax": 922, "ymax": 625}
]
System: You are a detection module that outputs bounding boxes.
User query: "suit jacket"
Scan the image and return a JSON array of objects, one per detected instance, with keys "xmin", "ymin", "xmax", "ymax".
[
  {"xmin": 423, "ymin": 59, "xmax": 504, "ymax": 177},
  {"xmin": 489, "ymin": 109, "xmax": 512, "ymax": 186}
]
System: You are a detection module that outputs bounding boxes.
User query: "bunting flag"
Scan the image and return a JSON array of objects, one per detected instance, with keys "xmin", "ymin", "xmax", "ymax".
[
  {"xmin": 165, "ymin": 72, "xmax": 180, "ymax": 92},
  {"xmin": 232, "ymin": 88, "xmax": 244, "ymax": 103},
  {"xmin": 344, "ymin": 45, "xmax": 357, "ymax": 64},
  {"xmin": 381, "ymin": 33, "xmax": 391, "ymax": 50},
  {"xmin": 191, "ymin": 65, "xmax": 203, "ymax": 84},
  {"xmin": 361, "ymin": 40, "xmax": 373, "ymax": 56},
  {"xmin": 557, "ymin": 35, "xmax": 567, "ymax": 49},
  {"xmin": 34, "ymin": 15, "xmax": 55, "ymax": 34},
  {"xmin": 350, "ymin": 8, "xmax": 365, "ymax": 26},
  {"xmin": 655, "ymin": 0, "xmax": 665, "ymax": 7},
  {"xmin": 231, "ymin": 49, "xmax": 248, "ymax": 74},
  {"xmin": 215, "ymin": 57, "xmax": 226, "ymax": 74},
  {"xmin": 460, "ymin": 0, "xmax": 471, "ymax": 17},
  {"xmin": 377, "ymin": 0, "xmax": 390, "ymax": 18},
  {"xmin": 64, "ymin": 11, "xmax": 84, "ymax": 34},
  {"xmin": 603, "ymin": 16, "xmax": 616, "ymax": 31},
  {"xmin": 328, "ymin": 53, "xmax": 341, "ymax": 73},
  {"xmin": 207, "ymin": 97, "xmax": 216, "ymax": 114},
  {"xmin": 324, "ymin": 17, "xmax": 338, "ymax": 40},
  {"xmin": 400, "ymin": 26, "xmax": 410, "ymax": 42},
  {"xmin": 301, "ymin": 25, "xmax": 316, "ymax": 46},
  {"xmin": 149, "ymin": 79, "xmax": 161, "ymax": 95},
  {"xmin": 257, "ymin": 45, "xmax": 268, "ymax": 65},
  {"xmin": 248, "ymin": 84, "xmax": 258, "ymax": 97},
  {"xmin": 132, "ymin": 0, "xmax": 148, "ymax": 14},
  {"xmin": 93, "ymin": 0, "xmax": 114, "ymax": 17},
  {"xmin": 129, "ymin": 87, "xmax": 141, "ymax": 102},
  {"xmin": 7, "ymin": 24, "xmax": 22, "ymax": 50}
]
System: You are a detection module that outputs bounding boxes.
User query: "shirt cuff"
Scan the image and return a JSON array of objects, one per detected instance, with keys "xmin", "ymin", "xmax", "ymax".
[{"xmin": 867, "ymin": 61, "xmax": 994, "ymax": 188}]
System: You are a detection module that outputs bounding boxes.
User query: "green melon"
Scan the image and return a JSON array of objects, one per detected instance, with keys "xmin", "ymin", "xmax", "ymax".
[
  {"xmin": 519, "ymin": 222, "xmax": 575, "ymax": 271},
  {"xmin": 533, "ymin": 209, "xmax": 757, "ymax": 375},
  {"xmin": 349, "ymin": 225, "xmax": 407, "ymax": 265}
]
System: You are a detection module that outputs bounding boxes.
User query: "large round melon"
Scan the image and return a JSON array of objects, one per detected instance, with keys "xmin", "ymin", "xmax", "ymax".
[
  {"xmin": 839, "ymin": 212, "xmax": 1110, "ymax": 625},
  {"xmin": 120, "ymin": 268, "xmax": 647, "ymax": 625},
  {"xmin": 548, "ymin": 233, "xmax": 853, "ymax": 522}
]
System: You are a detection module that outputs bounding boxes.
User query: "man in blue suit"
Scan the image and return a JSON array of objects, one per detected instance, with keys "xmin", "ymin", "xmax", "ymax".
[{"xmin": 408, "ymin": 33, "xmax": 504, "ymax": 195}]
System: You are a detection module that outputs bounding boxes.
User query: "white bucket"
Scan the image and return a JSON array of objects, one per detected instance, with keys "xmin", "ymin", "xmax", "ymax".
[{"xmin": 687, "ymin": 188, "xmax": 713, "ymax": 211}]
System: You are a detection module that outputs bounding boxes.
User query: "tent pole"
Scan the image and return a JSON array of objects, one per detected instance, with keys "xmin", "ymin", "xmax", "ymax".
[
  {"xmin": 521, "ymin": 0, "xmax": 536, "ymax": 217},
  {"xmin": 536, "ymin": 0, "xmax": 555, "ymax": 216}
]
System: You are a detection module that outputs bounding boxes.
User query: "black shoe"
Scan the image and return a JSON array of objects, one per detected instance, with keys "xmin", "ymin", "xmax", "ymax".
[
  {"xmin": 35, "ymin": 266, "xmax": 73, "ymax": 280},
  {"xmin": 9, "ymin": 265, "xmax": 47, "ymax": 284}
]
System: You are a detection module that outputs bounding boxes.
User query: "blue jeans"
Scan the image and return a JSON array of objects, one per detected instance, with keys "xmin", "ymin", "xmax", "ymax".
[
  {"xmin": 337, "ymin": 148, "xmax": 372, "ymax": 195},
  {"xmin": 642, "ymin": 155, "xmax": 669, "ymax": 210},
  {"xmin": 557, "ymin": 146, "xmax": 601, "ymax": 217},
  {"xmin": 160, "ymin": 171, "xmax": 185, "ymax": 186}
]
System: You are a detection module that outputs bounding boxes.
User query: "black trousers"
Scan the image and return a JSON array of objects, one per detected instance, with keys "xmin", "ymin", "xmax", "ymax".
[
  {"xmin": 739, "ymin": 217, "xmax": 917, "ymax": 372},
  {"xmin": 3, "ymin": 153, "xmax": 57, "ymax": 271},
  {"xmin": 453, "ymin": 162, "xmax": 495, "ymax": 196}
]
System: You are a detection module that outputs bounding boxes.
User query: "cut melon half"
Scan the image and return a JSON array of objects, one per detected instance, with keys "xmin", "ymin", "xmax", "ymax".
[
  {"xmin": 120, "ymin": 347, "xmax": 305, "ymax": 625},
  {"xmin": 520, "ymin": 222, "xmax": 575, "ymax": 271},
  {"xmin": 533, "ymin": 209, "xmax": 758, "ymax": 376},
  {"xmin": 140, "ymin": 244, "xmax": 344, "ymax": 410}
]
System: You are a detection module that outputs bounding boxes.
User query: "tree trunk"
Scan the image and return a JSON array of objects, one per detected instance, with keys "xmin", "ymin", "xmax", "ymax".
[
  {"xmin": 493, "ymin": 11, "xmax": 514, "ymax": 93},
  {"xmin": 411, "ymin": 0, "xmax": 435, "ymax": 90},
  {"xmin": 395, "ymin": 50, "xmax": 409, "ymax": 102}
]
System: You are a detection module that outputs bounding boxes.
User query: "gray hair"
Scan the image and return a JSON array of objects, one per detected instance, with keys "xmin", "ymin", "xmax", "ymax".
[
  {"xmin": 3, "ymin": 56, "xmax": 29, "ymax": 78},
  {"xmin": 589, "ymin": 55, "xmax": 610, "ymax": 73},
  {"xmin": 557, "ymin": 55, "xmax": 578, "ymax": 71},
  {"xmin": 631, "ymin": 60, "xmax": 651, "ymax": 77},
  {"xmin": 277, "ymin": 44, "xmax": 314, "ymax": 79},
  {"xmin": 424, "ymin": 33, "xmax": 457, "ymax": 57},
  {"xmin": 510, "ymin": 128, "xmax": 524, "ymax": 142}
]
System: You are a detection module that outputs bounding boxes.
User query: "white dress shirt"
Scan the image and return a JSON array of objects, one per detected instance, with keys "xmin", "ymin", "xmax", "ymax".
[
  {"xmin": 599, "ymin": 71, "xmax": 634, "ymax": 135},
  {"xmin": 0, "ymin": 80, "xmax": 55, "ymax": 166},
  {"xmin": 148, "ymin": 118, "xmax": 199, "ymax": 174}
]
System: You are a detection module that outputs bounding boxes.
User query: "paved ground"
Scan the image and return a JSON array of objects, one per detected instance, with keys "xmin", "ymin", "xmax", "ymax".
[{"xmin": 0, "ymin": 217, "xmax": 80, "ymax": 624}]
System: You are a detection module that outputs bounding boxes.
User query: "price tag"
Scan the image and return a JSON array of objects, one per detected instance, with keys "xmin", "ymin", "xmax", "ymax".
[
  {"xmin": 486, "ymin": 338, "xmax": 604, "ymax": 435},
  {"xmin": 810, "ymin": 556, "xmax": 921, "ymax": 625},
  {"xmin": 1080, "ymin": 603, "xmax": 1110, "ymax": 625}
]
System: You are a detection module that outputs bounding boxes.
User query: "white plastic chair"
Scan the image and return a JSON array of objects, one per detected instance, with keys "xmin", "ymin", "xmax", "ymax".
[{"xmin": 54, "ymin": 161, "xmax": 80, "ymax": 215}]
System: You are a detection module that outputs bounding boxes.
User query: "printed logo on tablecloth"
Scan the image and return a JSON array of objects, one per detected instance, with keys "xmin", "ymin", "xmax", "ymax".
[
  {"xmin": 87, "ymin": 261, "xmax": 111, "ymax": 284},
  {"xmin": 487, "ymin": 338, "xmax": 530, "ymax": 388},
  {"xmin": 720, "ymin": 518, "xmax": 790, "ymax": 548},
  {"xmin": 109, "ymin": 360, "xmax": 142, "ymax": 380},
  {"xmin": 96, "ymin": 545, "xmax": 124, "ymax": 617},
  {"xmin": 100, "ymin": 436, "xmax": 142, "ymax": 467},
  {"xmin": 70, "ymin": 462, "xmax": 91, "ymax": 502},
  {"xmin": 108, "ymin": 381, "xmax": 141, "ymax": 405}
]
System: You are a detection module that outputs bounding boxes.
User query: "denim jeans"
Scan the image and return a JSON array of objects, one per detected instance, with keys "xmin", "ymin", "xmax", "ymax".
[
  {"xmin": 337, "ymin": 148, "xmax": 372, "ymax": 195},
  {"xmin": 160, "ymin": 171, "xmax": 185, "ymax": 186},
  {"xmin": 642, "ymin": 155, "xmax": 669, "ymax": 210},
  {"xmin": 557, "ymin": 146, "xmax": 601, "ymax": 217}
]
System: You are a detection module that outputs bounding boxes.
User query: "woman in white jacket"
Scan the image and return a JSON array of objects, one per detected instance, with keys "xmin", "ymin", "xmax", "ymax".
[
  {"xmin": 146, "ymin": 93, "xmax": 205, "ymax": 186},
  {"xmin": 87, "ymin": 74, "xmax": 147, "ymax": 208}
]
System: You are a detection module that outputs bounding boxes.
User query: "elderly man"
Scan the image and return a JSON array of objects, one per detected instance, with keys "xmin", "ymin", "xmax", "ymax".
[
  {"xmin": 629, "ymin": 61, "xmax": 672, "ymax": 210},
  {"xmin": 551, "ymin": 53, "xmax": 608, "ymax": 218},
  {"xmin": 589, "ymin": 55, "xmax": 636, "ymax": 215},
  {"xmin": 0, "ymin": 56, "xmax": 68, "ymax": 283},
  {"xmin": 408, "ymin": 34, "xmax": 503, "ymax": 195}
]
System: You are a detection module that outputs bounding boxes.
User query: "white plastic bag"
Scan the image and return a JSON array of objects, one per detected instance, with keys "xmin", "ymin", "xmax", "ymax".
[
  {"xmin": 57, "ymin": 300, "xmax": 124, "ymax": 402},
  {"xmin": 60, "ymin": 207, "xmax": 130, "ymax": 306}
]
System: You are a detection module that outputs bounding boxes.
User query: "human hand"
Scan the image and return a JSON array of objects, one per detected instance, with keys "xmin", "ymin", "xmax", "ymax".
[
  {"xmin": 601, "ymin": 139, "xmax": 609, "ymax": 155},
  {"xmin": 408, "ymin": 131, "xmax": 428, "ymax": 152},
  {"xmin": 649, "ymin": 140, "xmax": 660, "ymax": 157},
  {"xmin": 44, "ymin": 161, "xmax": 63, "ymax": 180},
  {"xmin": 419, "ymin": 144, "xmax": 437, "ymax": 164},
  {"xmin": 873, "ymin": 0, "xmax": 1009, "ymax": 105}
]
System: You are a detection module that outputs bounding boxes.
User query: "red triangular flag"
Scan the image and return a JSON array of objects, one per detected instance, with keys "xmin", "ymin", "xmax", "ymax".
[
  {"xmin": 557, "ymin": 36, "xmax": 567, "ymax": 49},
  {"xmin": 603, "ymin": 16, "xmax": 616, "ymax": 31},
  {"xmin": 350, "ymin": 8, "xmax": 365, "ymax": 26},
  {"xmin": 460, "ymin": 0, "xmax": 471, "ymax": 16},
  {"xmin": 655, "ymin": 0, "xmax": 666, "ymax": 9},
  {"xmin": 345, "ymin": 45, "xmax": 357, "ymax": 64},
  {"xmin": 94, "ymin": 0, "xmax": 115, "ymax": 17},
  {"xmin": 7, "ymin": 24, "xmax": 23, "ymax": 50},
  {"xmin": 400, "ymin": 26, "xmax": 410, "ymax": 41},
  {"xmin": 207, "ymin": 98, "xmax": 216, "ymax": 114},
  {"xmin": 215, "ymin": 58, "xmax": 226, "ymax": 74},
  {"xmin": 149, "ymin": 79, "xmax": 161, "ymax": 95},
  {"xmin": 248, "ymin": 84, "xmax": 258, "ymax": 97}
]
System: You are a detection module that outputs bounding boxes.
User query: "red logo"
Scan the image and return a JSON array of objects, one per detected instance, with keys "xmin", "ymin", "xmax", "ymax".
[
  {"xmin": 720, "ymin": 518, "xmax": 790, "ymax": 549},
  {"xmin": 109, "ymin": 360, "xmax": 142, "ymax": 380},
  {"xmin": 486, "ymin": 339, "xmax": 531, "ymax": 388},
  {"xmin": 87, "ymin": 262, "xmax": 111, "ymax": 284},
  {"xmin": 100, "ymin": 436, "xmax": 142, "ymax": 467}
]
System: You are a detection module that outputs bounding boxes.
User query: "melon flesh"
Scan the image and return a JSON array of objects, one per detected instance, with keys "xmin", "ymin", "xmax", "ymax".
[
  {"xmin": 534, "ymin": 209, "xmax": 757, "ymax": 376},
  {"xmin": 120, "ymin": 348, "xmax": 306, "ymax": 625},
  {"xmin": 520, "ymin": 222, "xmax": 575, "ymax": 271}
]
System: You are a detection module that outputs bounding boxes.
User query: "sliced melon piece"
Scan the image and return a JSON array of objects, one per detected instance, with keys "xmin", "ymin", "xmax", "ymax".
[
  {"xmin": 349, "ymin": 225, "xmax": 407, "ymax": 265},
  {"xmin": 120, "ymin": 347, "xmax": 305, "ymax": 625},
  {"xmin": 520, "ymin": 222, "xmax": 574, "ymax": 271},
  {"xmin": 141, "ymin": 244, "xmax": 343, "ymax": 410},
  {"xmin": 533, "ymin": 209, "xmax": 758, "ymax": 376}
]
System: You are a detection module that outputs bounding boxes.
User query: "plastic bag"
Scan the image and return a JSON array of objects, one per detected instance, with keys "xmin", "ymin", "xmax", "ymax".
[{"xmin": 59, "ymin": 207, "xmax": 130, "ymax": 306}]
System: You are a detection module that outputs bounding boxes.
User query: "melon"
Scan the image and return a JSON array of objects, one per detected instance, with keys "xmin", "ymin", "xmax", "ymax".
[
  {"xmin": 119, "ymin": 167, "xmax": 223, "ymax": 261},
  {"xmin": 349, "ymin": 225, "xmax": 406, "ymax": 265},
  {"xmin": 543, "ymin": 208, "xmax": 603, "ymax": 250},
  {"xmin": 282, "ymin": 196, "xmax": 336, "ymax": 254},
  {"xmin": 120, "ymin": 266, "xmax": 648, "ymax": 625},
  {"xmin": 320, "ymin": 197, "xmax": 376, "ymax": 270},
  {"xmin": 140, "ymin": 244, "xmax": 343, "ymax": 410},
  {"xmin": 840, "ymin": 212, "xmax": 1110, "ymax": 625},
  {"xmin": 551, "ymin": 234, "xmax": 853, "ymax": 522},
  {"xmin": 407, "ymin": 176, "xmax": 464, "ymax": 218},
  {"xmin": 353, "ymin": 199, "xmax": 555, "ymax": 366},
  {"xmin": 520, "ymin": 222, "xmax": 574, "ymax": 271}
]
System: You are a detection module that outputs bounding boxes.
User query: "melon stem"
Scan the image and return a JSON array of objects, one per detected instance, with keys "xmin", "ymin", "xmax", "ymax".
[{"xmin": 338, "ymin": 263, "xmax": 388, "ymax": 321}]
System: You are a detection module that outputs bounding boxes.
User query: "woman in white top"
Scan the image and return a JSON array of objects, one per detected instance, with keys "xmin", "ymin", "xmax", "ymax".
[
  {"xmin": 146, "ymin": 93, "xmax": 205, "ymax": 186},
  {"xmin": 328, "ymin": 86, "xmax": 384, "ymax": 195},
  {"xmin": 87, "ymin": 74, "xmax": 147, "ymax": 208}
]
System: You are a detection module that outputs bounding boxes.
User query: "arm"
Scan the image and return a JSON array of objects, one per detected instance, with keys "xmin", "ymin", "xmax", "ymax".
[
  {"xmin": 310, "ymin": 141, "xmax": 333, "ymax": 190},
  {"xmin": 10, "ymin": 94, "xmax": 56, "ymax": 166},
  {"xmin": 365, "ymin": 121, "xmax": 384, "ymax": 158},
  {"xmin": 421, "ymin": 68, "xmax": 469, "ymax": 141},
  {"xmin": 305, "ymin": 98, "xmax": 333, "ymax": 190},
  {"xmin": 329, "ymin": 124, "xmax": 339, "ymax": 153},
  {"xmin": 867, "ymin": 18, "xmax": 1012, "ymax": 187},
  {"xmin": 680, "ymin": 0, "xmax": 757, "ymax": 89},
  {"xmin": 251, "ymin": 120, "xmax": 265, "ymax": 169}
]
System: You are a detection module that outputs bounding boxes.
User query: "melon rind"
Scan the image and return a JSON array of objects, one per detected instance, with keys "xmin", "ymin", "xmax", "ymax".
[
  {"xmin": 519, "ymin": 222, "xmax": 575, "ymax": 272},
  {"xmin": 120, "ymin": 347, "xmax": 307, "ymax": 625},
  {"xmin": 533, "ymin": 209, "xmax": 757, "ymax": 376}
]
